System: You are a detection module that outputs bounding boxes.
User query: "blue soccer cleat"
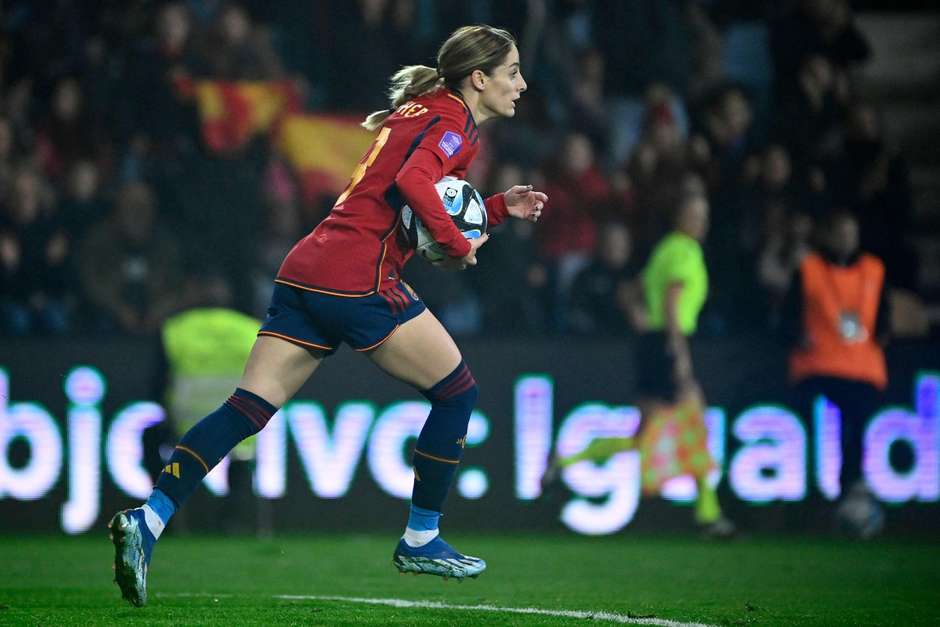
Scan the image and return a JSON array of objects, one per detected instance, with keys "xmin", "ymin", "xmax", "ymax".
[
  {"xmin": 108, "ymin": 509, "xmax": 155, "ymax": 607},
  {"xmin": 392, "ymin": 536, "xmax": 486, "ymax": 580}
]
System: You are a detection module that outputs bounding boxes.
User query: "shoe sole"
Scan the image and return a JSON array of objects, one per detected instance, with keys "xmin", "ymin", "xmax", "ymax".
[
  {"xmin": 392, "ymin": 554, "xmax": 485, "ymax": 580},
  {"xmin": 108, "ymin": 511, "xmax": 147, "ymax": 607}
]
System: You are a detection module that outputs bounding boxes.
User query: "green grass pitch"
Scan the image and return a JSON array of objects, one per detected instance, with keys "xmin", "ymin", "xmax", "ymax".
[{"xmin": 1, "ymin": 533, "xmax": 938, "ymax": 625}]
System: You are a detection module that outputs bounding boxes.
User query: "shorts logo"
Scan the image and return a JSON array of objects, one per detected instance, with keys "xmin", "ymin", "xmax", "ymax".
[{"xmin": 438, "ymin": 131, "xmax": 463, "ymax": 158}]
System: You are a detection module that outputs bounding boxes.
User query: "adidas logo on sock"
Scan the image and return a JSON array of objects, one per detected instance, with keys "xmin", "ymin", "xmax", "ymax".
[{"xmin": 162, "ymin": 462, "xmax": 181, "ymax": 478}]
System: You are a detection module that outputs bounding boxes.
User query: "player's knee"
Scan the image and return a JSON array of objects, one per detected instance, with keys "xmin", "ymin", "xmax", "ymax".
[
  {"xmin": 425, "ymin": 364, "xmax": 478, "ymax": 415},
  {"xmin": 224, "ymin": 388, "xmax": 279, "ymax": 437},
  {"xmin": 417, "ymin": 364, "xmax": 478, "ymax": 458}
]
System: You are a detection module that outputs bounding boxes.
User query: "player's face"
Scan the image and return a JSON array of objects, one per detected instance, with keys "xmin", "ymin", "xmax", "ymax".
[{"xmin": 480, "ymin": 45, "xmax": 527, "ymax": 119}]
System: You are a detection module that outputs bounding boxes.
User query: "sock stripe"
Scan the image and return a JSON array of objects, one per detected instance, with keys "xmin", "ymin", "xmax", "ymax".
[
  {"xmin": 414, "ymin": 448, "xmax": 460, "ymax": 465},
  {"xmin": 225, "ymin": 397, "xmax": 263, "ymax": 429},
  {"xmin": 436, "ymin": 369, "xmax": 474, "ymax": 399},
  {"xmin": 440, "ymin": 372, "xmax": 475, "ymax": 398},
  {"xmin": 435, "ymin": 367, "xmax": 471, "ymax": 397},
  {"xmin": 225, "ymin": 396, "xmax": 265, "ymax": 430},
  {"xmin": 175, "ymin": 444, "xmax": 210, "ymax": 474},
  {"xmin": 236, "ymin": 393, "xmax": 275, "ymax": 424}
]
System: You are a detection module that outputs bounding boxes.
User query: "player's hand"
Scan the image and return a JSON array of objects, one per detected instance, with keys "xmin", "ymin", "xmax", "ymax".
[
  {"xmin": 438, "ymin": 233, "xmax": 489, "ymax": 270},
  {"xmin": 504, "ymin": 185, "xmax": 547, "ymax": 223}
]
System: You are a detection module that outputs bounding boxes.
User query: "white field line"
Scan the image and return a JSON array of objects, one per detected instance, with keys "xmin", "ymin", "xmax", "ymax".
[{"xmin": 275, "ymin": 594, "xmax": 717, "ymax": 627}]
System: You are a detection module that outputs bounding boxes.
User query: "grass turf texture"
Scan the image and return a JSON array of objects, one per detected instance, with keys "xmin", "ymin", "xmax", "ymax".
[{"xmin": 1, "ymin": 534, "xmax": 938, "ymax": 625}]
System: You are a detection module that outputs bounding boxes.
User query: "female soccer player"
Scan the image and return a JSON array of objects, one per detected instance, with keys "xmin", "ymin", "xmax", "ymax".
[{"xmin": 109, "ymin": 25, "xmax": 547, "ymax": 606}]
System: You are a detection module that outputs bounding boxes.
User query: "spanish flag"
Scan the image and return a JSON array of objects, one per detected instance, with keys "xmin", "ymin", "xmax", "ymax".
[
  {"xmin": 175, "ymin": 78, "xmax": 301, "ymax": 153},
  {"xmin": 275, "ymin": 114, "xmax": 375, "ymax": 204}
]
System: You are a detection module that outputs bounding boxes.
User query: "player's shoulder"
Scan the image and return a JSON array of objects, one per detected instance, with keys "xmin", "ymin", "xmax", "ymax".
[
  {"xmin": 416, "ymin": 89, "xmax": 469, "ymax": 117},
  {"xmin": 416, "ymin": 89, "xmax": 479, "ymax": 143}
]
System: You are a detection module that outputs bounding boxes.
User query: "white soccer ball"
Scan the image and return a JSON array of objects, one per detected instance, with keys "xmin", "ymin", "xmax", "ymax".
[{"xmin": 400, "ymin": 177, "xmax": 487, "ymax": 263}]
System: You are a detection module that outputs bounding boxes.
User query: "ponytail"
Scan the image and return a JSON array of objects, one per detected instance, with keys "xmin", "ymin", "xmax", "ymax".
[{"xmin": 361, "ymin": 65, "xmax": 444, "ymax": 131}]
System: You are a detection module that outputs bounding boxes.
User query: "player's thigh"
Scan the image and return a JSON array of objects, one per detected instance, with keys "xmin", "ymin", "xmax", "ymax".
[
  {"xmin": 366, "ymin": 308, "xmax": 462, "ymax": 390},
  {"xmin": 239, "ymin": 335, "xmax": 324, "ymax": 407}
]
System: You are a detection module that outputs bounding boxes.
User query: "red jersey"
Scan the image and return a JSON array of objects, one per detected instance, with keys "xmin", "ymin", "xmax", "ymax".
[{"xmin": 277, "ymin": 89, "xmax": 509, "ymax": 295}]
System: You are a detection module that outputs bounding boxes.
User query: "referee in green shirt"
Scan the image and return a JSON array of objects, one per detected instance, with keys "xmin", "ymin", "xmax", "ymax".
[
  {"xmin": 543, "ymin": 193, "xmax": 732, "ymax": 536},
  {"xmin": 638, "ymin": 192, "xmax": 709, "ymax": 400},
  {"xmin": 636, "ymin": 192, "xmax": 733, "ymax": 537}
]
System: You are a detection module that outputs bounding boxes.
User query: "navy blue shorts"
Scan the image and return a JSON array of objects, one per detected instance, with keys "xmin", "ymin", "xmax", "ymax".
[{"xmin": 258, "ymin": 281, "xmax": 426, "ymax": 355}]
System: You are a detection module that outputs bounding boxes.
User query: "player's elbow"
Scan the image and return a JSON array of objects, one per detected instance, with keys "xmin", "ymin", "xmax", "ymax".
[{"xmin": 395, "ymin": 164, "xmax": 428, "ymax": 190}]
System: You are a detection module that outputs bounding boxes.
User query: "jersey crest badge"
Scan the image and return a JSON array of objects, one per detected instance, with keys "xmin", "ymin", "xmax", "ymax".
[{"xmin": 438, "ymin": 131, "xmax": 463, "ymax": 158}]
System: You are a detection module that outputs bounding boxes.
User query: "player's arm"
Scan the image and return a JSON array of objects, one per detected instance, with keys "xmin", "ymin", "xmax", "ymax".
[
  {"xmin": 484, "ymin": 193, "xmax": 510, "ymax": 226},
  {"xmin": 394, "ymin": 116, "xmax": 474, "ymax": 258}
]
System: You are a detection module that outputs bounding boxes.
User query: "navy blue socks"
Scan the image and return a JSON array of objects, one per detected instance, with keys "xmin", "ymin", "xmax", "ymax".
[
  {"xmin": 154, "ymin": 388, "xmax": 277, "ymax": 514},
  {"xmin": 410, "ymin": 361, "xmax": 478, "ymax": 514}
]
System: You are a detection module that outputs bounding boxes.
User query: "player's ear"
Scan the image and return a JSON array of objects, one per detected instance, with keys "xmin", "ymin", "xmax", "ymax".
[{"xmin": 470, "ymin": 69, "xmax": 487, "ymax": 91}]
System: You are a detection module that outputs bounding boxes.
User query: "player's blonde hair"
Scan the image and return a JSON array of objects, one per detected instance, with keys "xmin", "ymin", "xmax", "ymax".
[{"xmin": 362, "ymin": 25, "xmax": 516, "ymax": 131}]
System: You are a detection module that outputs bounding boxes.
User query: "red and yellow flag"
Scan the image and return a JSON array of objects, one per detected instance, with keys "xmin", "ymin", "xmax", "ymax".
[
  {"xmin": 275, "ymin": 114, "xmax": 375, "ymax": 204},
  {"xmin": 175, "ymin": 78, "xmax": 301, "ymax": 153}
]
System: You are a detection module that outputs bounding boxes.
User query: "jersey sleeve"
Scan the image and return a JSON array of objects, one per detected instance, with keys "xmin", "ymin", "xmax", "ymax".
[
  {"xmin": 484, "ymin": 193, "xmax": 509, "ymax": 227},
  {"xmin": 394, "ymin": 109, "xmax": 476, "ymax": 258}
]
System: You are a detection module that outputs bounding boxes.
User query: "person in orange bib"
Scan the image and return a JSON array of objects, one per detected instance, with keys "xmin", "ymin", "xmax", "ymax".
[{"xmin": 783, "ymin": 210, "xmax": 890, "ymax": 537}]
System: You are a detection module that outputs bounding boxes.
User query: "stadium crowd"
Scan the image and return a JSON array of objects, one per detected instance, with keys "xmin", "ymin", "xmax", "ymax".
[{"xmin": 0, "ymin": 0, "xmax": 926, "ymax": 340}]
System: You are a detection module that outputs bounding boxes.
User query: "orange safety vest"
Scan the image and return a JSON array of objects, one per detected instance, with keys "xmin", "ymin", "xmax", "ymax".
[{"xmin": 789, "ymin": 252, "xmax": 887, "ymax": 389}]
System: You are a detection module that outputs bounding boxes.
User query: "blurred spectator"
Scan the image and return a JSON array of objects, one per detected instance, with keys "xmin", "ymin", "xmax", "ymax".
[
  {"xmin": 826, "ymin": 103, "xmax": 917, "ymax": 291},
  {"xmin": 59, "ymin": 159, "xmax": 108, "ymax": 239},
  {"xmin": 697, "ymin": 85, "xmax": 762, "ymax": 330},
  {"xmin": 775, "ymin": 55, "xmax": 848, "ymax": 166},
  {"xmin": 327, "ymin": 0, "xmax": 419, "ymax": 112},
  {"xmin": 593, "ymin": 0, "xmax": 693, "ymax": 164},
  {"xmin": 700, "ymin": 85, "xmax": 756, "ymax": 198},
  {"xmin": 0, "ymin": 167, "xmax": 71, "ymax": 336},
  {"xmin": 198, "ymin": 3, "xmax": 284, "ymax": 80},
  {"xmin": 784, "ymin": 210, "xmax": 889, "ymax": 537},
  {"xmin": 685, "ymin": 2, "xmax": 726, "ymax": 100},
  {"xmin": 771, "ymin": 0, "xmax": 871, "ymax": 95},
  {"xmin": 472, "ymin": 162, "xmax": 547, "ymax": 336},
  {"xmin": 758, "ymin": 208, "xmax": 813, "ymax": 328},
  {"xmin": 77, "ymin": 182, "xmax": 183, "ymax": 334},
  {"xmin": 741, "ymin": 144, "xmax": 797, "ymax": 251},
  {"xmin": 565, "ymin": 48, "xmax": 609, "ymax": 152},
  {"xmin": 120, "ymin": 2, "xmax": 200, "ymax": 153},
  {"xmin": 567, "ymin": 221, "xmax": 641, "ymax": 336},
  {"xmin": 537, "ymin": 132, "xmax": 610, "ymax": 332},
  {"xmin": 626, "ymin": 87, "xmax": 704, "ymax": 255},
  {"xmin": 36, "ymin": 77, "xmax": 101, "ymax": 181}
]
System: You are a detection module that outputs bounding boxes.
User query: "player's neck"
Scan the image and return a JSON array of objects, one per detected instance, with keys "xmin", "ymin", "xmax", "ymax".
[{"xmin": 454, "ymin": 88, "xmax": 490, "ymax": 125}]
